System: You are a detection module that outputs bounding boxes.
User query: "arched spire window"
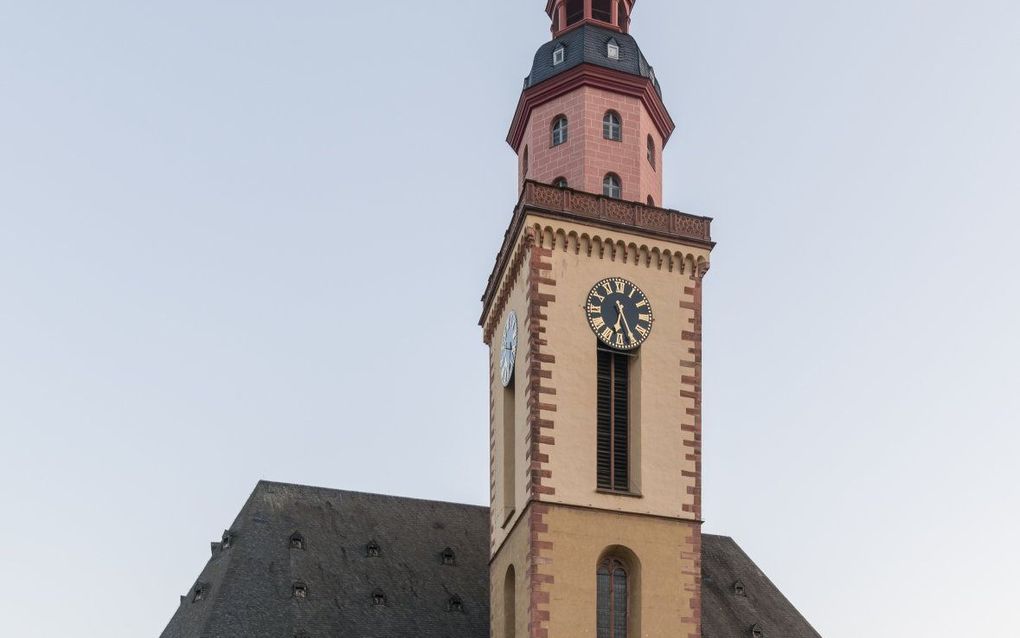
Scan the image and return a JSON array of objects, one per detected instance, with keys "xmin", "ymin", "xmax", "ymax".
[
  {"xmin": 603, "ymin": 173, "xmax": 622, "ymax": 199},
  {"xmin": 603, "ymin": 111, "xmax": 622, "ymax": 141},
  {"xmin": 597, "ymin": 558, "xmax": 628, "ymax": 638},
  {"xmin": 522, "ymin": 146, "xmax": 529, "ymax": 177},
  {"xmin": 552, "ymin": 116, "xmax": 569, "ymax": 146},
  {"xmin": 646, "ymin": 135, "xmax": 656, "ymax": 169},
  {"xmin": 565, "ymin": 0, "xmax": 584, "ymax": 26}
]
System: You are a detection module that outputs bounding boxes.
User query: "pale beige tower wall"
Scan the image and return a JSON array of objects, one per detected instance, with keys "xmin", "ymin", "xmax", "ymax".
[{"xmin": 485, "ymin": 209, "xmax": 710, "ymax": 638}]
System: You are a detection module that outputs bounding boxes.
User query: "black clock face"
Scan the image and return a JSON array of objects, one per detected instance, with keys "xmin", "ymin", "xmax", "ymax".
[{"xmin": 585, "ymin": 277, "xmax": 653, "ymax": 350}]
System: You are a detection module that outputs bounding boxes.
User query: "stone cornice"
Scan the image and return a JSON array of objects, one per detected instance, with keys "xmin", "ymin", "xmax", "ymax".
[
  {"xmin": 507, "ymin": 63, "xmax": 676, "ymax": 152},
  {"xmin": 480, "ymin": 181, "xmax": 714, "ymax": 331}
]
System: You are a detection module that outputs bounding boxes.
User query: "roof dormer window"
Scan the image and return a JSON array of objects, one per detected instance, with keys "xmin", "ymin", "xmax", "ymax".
[
  {"xmin": 448, "ymin": 595, "xmax": 464, "ymax": 612},
  {"xmin": 441, "ymin": 547, "xmax": 456, "ymax": 566},
  {"xmin": 751, "ymin": 624, "xmax": 765, "ymax": 638},
  {"xmin": 553, "ymin": 45, "xmax": 566, "ymax": 66},
  {"xmin": 607, "ymin": 39, "xmax": 620, "ymax": 60}
]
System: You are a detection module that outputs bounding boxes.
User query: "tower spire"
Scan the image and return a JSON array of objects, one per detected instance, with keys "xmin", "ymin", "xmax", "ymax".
[{"xmin": 508, "ymin": 0, "xmax": 672, "ymax": 206}]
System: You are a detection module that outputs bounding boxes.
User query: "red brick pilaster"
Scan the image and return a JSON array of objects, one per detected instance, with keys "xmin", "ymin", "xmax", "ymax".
[
  {"xmin": 524, "ymin": 228, "xmax": 557, "ymax": 638},
  {"xmin": 679, "ymin": 266, "xmax": 705, "ymax": 519},
  {"xmin": 679, "ymin": 263, "xmax": 708, "ymax": 638}
]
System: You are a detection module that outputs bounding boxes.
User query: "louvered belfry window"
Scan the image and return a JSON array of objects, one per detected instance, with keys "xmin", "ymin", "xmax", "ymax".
[
  {"xmin": 597, "ymin": 558, "xmax": 628, "ymax": 638},
  {"xmin": 597, "ymin": 349, "xmax": 629, "ymax": 491}
]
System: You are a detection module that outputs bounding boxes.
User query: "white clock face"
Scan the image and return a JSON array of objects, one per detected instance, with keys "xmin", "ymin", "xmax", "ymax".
[{"xmin": 500, "ymin": 311, "xmax": 518, "ymax": 387}]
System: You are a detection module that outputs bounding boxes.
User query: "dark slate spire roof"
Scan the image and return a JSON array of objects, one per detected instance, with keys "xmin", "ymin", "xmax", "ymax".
[
  {"xmin": 161, "ymin": 482, "xmax": 820, "ymax": 638},
  {"xmin": 525, "ymin": 24, "xmax": 663, "ymax": 96}
]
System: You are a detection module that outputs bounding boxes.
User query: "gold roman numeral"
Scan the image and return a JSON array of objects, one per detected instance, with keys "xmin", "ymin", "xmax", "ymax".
[
  {"xmin": 592, "ymin": 316, "xmax": 606, "ymax": 330},
  {"xmin": 600, "ymin": 328, "xmax": 613, "ymax": 341},
  {"xmin": 635, "ymin": 325, "xmax": 649, "ymax": 337},
  {"xmin": 635, "ymin": 299, "xmax": 648, "ymax": 308},
  {"xmin": 615, "ymin": 280, "xmax": 626, "ymax": 294}
]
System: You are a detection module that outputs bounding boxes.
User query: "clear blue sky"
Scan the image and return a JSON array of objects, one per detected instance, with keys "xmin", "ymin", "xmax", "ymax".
[{"xmin": 1, "ymin": 1, "xmax": 1017, "ymax": 636}]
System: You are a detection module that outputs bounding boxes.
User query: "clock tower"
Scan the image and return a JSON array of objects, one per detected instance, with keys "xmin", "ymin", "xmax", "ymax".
[{"xmin": 481, "ymin": 2, "xmax": 714, "ymax": 637}]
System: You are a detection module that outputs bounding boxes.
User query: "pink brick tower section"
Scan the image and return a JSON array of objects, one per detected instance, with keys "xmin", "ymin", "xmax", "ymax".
[
  {"xmin": 509, "ymin": 0, "xmax": 674, "ymax": 207},
  {"xmin": 516, "ymin": 87, "xmax": 664, "ymax": 206}
]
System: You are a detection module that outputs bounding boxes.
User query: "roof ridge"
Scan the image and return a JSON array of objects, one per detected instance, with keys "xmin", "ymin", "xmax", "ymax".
[{"xmin": 254, "ymin": 480, "xmax": 489, "ymax": 510}]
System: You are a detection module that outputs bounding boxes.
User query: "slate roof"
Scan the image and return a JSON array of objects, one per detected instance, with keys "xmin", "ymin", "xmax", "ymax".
[
  {"xmin": 161, "ymin": 482, "xmax": 490, "ymax": 638},
  {"xmin": 161, "ymin": 481, "xmax": 820, "ymax": 638},
  {"xmin": 525, "ymin": 24, "xmax": 663, "ymax": 96}
]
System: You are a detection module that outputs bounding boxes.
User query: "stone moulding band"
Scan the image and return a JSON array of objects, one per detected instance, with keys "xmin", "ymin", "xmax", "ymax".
[{"xmin": 480, "ymin": 180, "xmax": 713, "ymax": 331}]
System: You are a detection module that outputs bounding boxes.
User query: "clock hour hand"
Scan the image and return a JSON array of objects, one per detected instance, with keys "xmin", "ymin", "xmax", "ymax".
[
  {"xmin": 615, "ymin": 301, "xmax": 637, "ymax": 344},
  {"xmin": 613, "ymin": 308, "xmax": 624, "ymax": 334}
]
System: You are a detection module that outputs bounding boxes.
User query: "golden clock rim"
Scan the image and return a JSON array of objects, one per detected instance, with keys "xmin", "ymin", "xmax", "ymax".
[{"xmin": 584, "ymin": 277, "xmax": 654, "ymax": 351}]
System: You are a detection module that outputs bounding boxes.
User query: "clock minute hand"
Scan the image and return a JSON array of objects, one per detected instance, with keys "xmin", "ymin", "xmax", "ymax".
[{"xmin": 615, "ymin": 301, "xmax": 637, "ymax": 343}]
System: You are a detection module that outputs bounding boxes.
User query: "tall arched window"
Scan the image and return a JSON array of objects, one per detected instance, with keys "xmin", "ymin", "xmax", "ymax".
[
  {"xmin": 592, "ymin": 0, "xmax": 612, "ymax": 22},
  {"xmin": 617, "ymin": 1, "xmax": 629, "ymax": 30},
  {"xmin": 504, "ymin": 565, "xmax": 517, "ymax": 638},
  {"xmin": 603, "ymin": 111, "xmax": 622, "ymax": 141},
  {"xmin": 646, "ymin": 135, "xmax": 656, "ymax": 169},
  {"xmin": 646, "ymin": 195, "xmax": 655, "ymax": 207},
  {"xmin": 597, "ymin": 558, "xmax": 628, "ymax": 638},
  {"xmin": 553, "ymin": 177, "xmax": 568, "ymax": 188},
  {"xmin": 603, "ymin": 173, "xmax": 622, "ymax": 199},
  {"xmin": 552, "ymin": 116, "xmax": 569, "ymax": 146},
  {"xmin": 522, "ymin": 146, "xmax": 529, "ymax": 177}
]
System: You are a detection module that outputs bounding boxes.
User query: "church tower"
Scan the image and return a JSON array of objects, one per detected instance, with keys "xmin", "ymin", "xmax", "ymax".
[{"xmin": 482, "ymin": 2, "xmax": 714, "ymax": 637}]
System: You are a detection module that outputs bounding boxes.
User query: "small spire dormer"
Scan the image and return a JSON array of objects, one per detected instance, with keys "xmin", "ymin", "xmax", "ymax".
[{"xmin": 547, "ymin": 0, "xmax": 635, "ymax": 36}]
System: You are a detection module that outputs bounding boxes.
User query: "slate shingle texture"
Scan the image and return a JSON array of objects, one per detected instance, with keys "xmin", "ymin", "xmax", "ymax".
[
  {"xmin": 160, "ymin": 481, "xmax": 821, "ymax": 638},
  {"xmin": 525, "ymin": 23, "xmax": 663, "ymax": 96}
]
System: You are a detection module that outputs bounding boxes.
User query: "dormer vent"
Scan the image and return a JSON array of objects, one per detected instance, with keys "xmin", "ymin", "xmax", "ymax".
[
  {"xmin": 372, "ymin": 589, "xmax": 387, "ymax": 606},
  {"xmin": 448, "ymin": 595, "xmax": 464, "ymax": 612},
  {"xmin": 553, "ymin": 44, "xmax": 566, "ymax": 66},
  {"xmin": 221, "ymin": 531, "xmax": 234, "ymax": 549},
  {"xmin": 441, "ymin": 547, "xmax": 456, "ymax": 566},
  {"xmin": 293, "ymin": 582, "xmax": 308, "ymax": 599},
  {"xmin": 607, "ymin": 38, "xmax": 620, "ymax": 60},
  {"xmin": 290, "ymin": 533, "xmax": 305, "ymax": 550},
  {"xmin": 192, "ymin": 583, "xmax": 209, "ymax": 603},
  {"xmin": 366, "ymin": 540, "xmax": 381, "ymax": 557},
  {"xmin": 733, "ymin": 580, "xmax": 746, "ymax": 596},
  {"xmin": 751, "ymin": 624, "xmax": 765, "ymax": 638}
]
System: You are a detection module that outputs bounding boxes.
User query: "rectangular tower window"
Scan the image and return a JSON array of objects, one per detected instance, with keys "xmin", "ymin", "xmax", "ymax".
[{"xmin": 597, "ymin": 349, "xmax": 629, "ymax": 491}]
